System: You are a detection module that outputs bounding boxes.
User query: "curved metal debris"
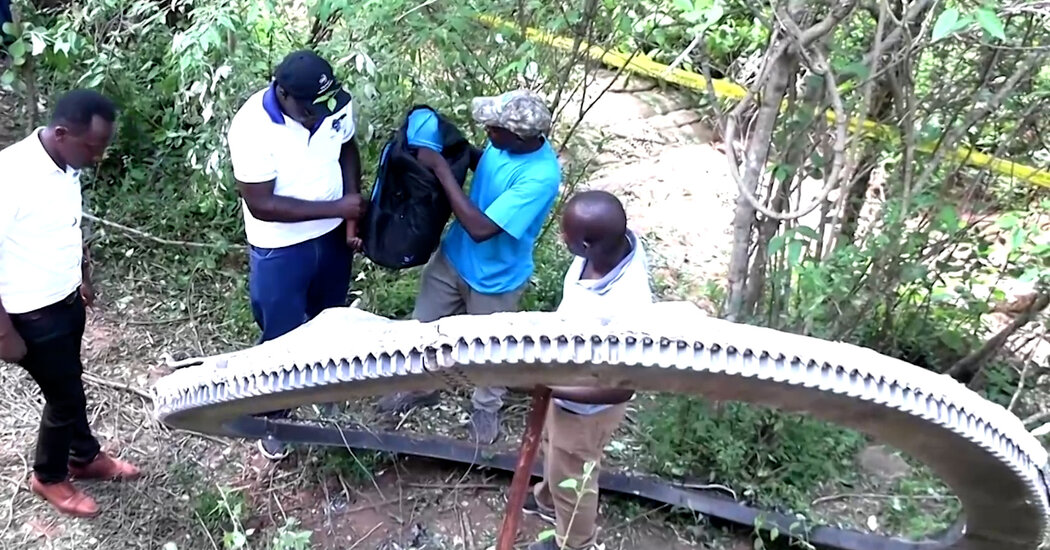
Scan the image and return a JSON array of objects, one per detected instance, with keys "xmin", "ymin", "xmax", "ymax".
[{"xmin": 152, "ymin": 302, "xmax": 1050, "ymax": 550}]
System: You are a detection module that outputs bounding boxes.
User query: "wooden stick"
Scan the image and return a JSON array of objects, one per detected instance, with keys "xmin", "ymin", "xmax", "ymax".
[{"xmin": 496, "ymin": 385, "xmax": 552, "ymax": 550}]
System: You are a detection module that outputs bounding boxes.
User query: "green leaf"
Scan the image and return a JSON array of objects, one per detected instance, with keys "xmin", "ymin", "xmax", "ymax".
[
  {"xmin": 1, "ymin": 22, "xmax": 17, "ymax": 36},
  {"xmin": 901, "ymin": 262, "xmax": 929, "ymax": 282},
  {"xmin": 773, "ymin": 163, "xmax": 791, "ymax": 183},
  {"xmin": 770, "ymin": 527, "xmax": 780, "ymax": 541},
  {"xmin": 558, "ymin": 477, "xmax": 579, "ymax": 491},
  {"xmin": 975, "ymin": 7, "xmax": 1006, "ymax": 40},
  {"xmin": 938, "ymin": 205, "xmax": 960, "ymax": 231},
  {"xmin": 672, "ymin": 0, "xmax": 692, "ymax": 12},
  {"xmin": 7, "ymin": 39, "xmax": 26, "ymax": 60},
  {"xmin": 932, "ymin": 8, "xmax": 960, "ymax": 42},
  {"xmin": 787, "ymin": 240, "xmax": 804, "ymax": 267},
  {"xmin": 1019, "ymin": 267, "xmax": 1044, "ymax": 283},
  {"xmin": 1011, "ymin": 227, "xmax": 1027, "ymax": 250},
  {"xmin": 795, "ymin": 226, "xmax": 819, "ymax": 241},
  {"xmin": 1031, "ymin": 242, "xmax": 1050, "ymax": 257},
  {"xmin": 537, "ymin": 529, "xmax": 556, "ymax": 542},
  {"xmin": 767, "ymin": 234, "xmax": 786, "ymax": 257},
  {"xmin": 0, "ymin": 70, "xmax": 15, "ymax": 87},
  {"xmin": 997, "ymin": 213, "xmax": 1020, "ymax": 229}
]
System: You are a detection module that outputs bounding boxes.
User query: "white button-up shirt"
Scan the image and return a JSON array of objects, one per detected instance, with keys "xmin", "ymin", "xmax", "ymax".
[
  {"xmin": 0, "ymin": 128, "xmax": 84, "ymax": 314},
  {"xmin": 226, "ymin": 84, "xmax": 357, "ymax": 249}
]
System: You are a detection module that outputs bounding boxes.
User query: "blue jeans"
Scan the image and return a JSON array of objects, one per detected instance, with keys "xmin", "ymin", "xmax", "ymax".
[
  {"xmin": 0, "ymin": 1, "xmax": 11, "ymax": 46},
  {"xmin": 248, "ymin": 225, "xmax": 352, "ymax": 345},
  {"xmin": 250, "ymin": 225, "xmax": 351, "ymax": 422}
]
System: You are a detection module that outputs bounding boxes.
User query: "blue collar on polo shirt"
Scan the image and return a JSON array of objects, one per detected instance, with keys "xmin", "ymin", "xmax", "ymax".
[{"xmin": 262, "ymin": 82, "xmax": 325, "ymax": 136}]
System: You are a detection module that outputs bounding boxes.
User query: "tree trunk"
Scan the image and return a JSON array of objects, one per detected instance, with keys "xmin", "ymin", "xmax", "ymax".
[
  {"xmin": 725, "ymin": 47, "xmax": 798, "ymax": 322},
  {"xmin": 742, "ymin": 75, "xmax": 827, "ymax": 317}
]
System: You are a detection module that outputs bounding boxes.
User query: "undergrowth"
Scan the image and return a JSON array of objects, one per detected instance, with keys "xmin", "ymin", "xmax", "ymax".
[{"xmin": 635, "ymin": 395, "xmax": 864, "ymax": 513}]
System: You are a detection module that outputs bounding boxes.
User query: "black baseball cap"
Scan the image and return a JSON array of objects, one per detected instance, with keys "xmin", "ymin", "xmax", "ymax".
[{"xmin": 273, "ymin": 50, "xmax": 351, "ymax": 118}]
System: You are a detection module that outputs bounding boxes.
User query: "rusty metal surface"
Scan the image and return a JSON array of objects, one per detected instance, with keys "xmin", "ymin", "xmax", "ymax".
[{"xmin": 152, "ymin": 303, "xmax": 1050, "ymax": 550}]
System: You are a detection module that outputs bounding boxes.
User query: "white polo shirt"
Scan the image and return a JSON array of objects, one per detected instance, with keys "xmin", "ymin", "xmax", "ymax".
[
  {"xmin": 0, "ymin": 128, "xmax": 84, "ymax": 314},
  {"xmin": 226, "ymin": 84, "xmax": 356, "ymax": 249},
  {"xmin": 555, "ymin": 229, "xmax": 654, "ymax": 415}
]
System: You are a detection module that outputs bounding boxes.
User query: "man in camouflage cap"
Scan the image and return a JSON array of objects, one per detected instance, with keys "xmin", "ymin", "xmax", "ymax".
[
  {"xmin": 471, "ymin": 89, "xmax": 552, "ymax": 139},
  {"xmin": 377, "ymin": 89, "xmax": 562, "ymax": 445}
]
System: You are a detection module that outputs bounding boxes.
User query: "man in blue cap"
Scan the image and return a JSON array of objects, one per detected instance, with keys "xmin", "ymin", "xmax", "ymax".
[{"xmin": 226, "ymin": 50, "xmax": 364, "ymax": 460}]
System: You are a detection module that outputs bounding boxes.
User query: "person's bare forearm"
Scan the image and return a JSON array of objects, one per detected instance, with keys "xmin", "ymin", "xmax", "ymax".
[
  {"xmin": 340, "ymin": 138, "xmax": 362, "ymax": 195},
  {"xmin": 81, "ymin": 243, "xmax": 91, "ymax": 283},
  {"xmin": 246, "ymin": 195, "xmax": 349, "ymax": 223},
  {"xmin": 0, "ymin": 298, "xmax": 14, "ymax": 337},
  {"xmin": 418, "ymin": 148, "xmax": 500, "ymax": 242},
  {"xmin": 550, "ymin": 386, "xmax": 635, "ymax": 405}
]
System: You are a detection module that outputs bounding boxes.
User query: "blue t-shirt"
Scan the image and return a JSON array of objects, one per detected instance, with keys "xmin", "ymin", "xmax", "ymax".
[{"xmin": 442, "ymin": 141, "xmax": 562, "ymax": 294}]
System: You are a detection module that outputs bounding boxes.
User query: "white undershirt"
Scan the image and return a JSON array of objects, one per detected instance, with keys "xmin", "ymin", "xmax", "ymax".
[
  {"xmin": 555, "ymin": 229, "xmax": 654, "ymax": 415},
  {"xmin": 0, "ymin": 128, "xmax": 84, "ymax": 314}
]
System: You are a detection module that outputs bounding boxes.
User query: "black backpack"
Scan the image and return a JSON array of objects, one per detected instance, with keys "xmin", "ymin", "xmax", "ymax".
[{"xmin": 360, "ymin": 105, "xmax": 471, "ymax": 269}]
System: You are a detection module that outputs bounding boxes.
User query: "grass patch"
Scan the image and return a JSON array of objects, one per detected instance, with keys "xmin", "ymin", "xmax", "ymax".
[{"xmin": 635, "ymin": 395, "xmax": 865, "ymax": 513}]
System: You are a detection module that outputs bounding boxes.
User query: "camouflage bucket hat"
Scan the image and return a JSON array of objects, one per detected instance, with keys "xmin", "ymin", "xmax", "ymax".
[{"xmin": 471, "ymin": 89, "xmax": 552, "ymax": 138}]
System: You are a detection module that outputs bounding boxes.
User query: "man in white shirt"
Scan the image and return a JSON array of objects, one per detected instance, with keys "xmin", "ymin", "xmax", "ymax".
[
  {"xmin": 0, "ymin": 89, "xmax": 141, "ymax": 518},
  {"xmin": 522, "ymin": 190, "xmax": 653, "ymax": 550},
  {"xmin": 226, "ymin": 50, "xmax": 365, "ymax": 460}
]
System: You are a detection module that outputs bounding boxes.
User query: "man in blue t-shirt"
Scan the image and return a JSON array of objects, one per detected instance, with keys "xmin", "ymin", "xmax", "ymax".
[{"xmin": 377, "ymin": 90, "xmax": 562, "ymax": 444}]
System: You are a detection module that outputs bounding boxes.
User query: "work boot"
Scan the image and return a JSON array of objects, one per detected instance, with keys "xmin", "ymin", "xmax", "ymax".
[
  {"xmin": 29, "ymin": 474, "xmax": 99, "ymax": 518},
  {"xmin": 68, "ymin": 451, "xmax": 141, "ymax": 481},
  {"xmin": 470, "ymin": 408, "xmax": 500, "ymax": 445},
  {"xmin": 376, "ymin": 390, "xmax": 441, "ymax": 415}
]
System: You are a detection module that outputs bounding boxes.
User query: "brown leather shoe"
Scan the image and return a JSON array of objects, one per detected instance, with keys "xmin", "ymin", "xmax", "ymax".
[
  {"xmin": 68, "ymin": 452, "xmax": 141, "ymax": 481},
  {"xmin": 29, "ymin": 475, "xmax": 99, "ymax": 518}
]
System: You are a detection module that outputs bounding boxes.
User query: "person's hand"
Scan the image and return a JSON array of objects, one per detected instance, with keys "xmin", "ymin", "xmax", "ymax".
[
  {"xmin": 337, "ymin": 194, "xmax": 364, "ymax": 220},
  {"xmin": 346, "ymin": 220, "xmax": 363, "ymax": 252},
  {"xmin": 80, "ymin": 280, "xmax": 96, "ymax": 308},
  {"xmin": 0, "ymin": 329, "xmax": 26, "ymax": 363}
]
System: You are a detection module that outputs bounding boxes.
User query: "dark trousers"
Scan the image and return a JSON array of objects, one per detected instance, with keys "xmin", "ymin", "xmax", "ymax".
[
  {"xmin": 249, "ymin": 225, "xmax": 352, "ymax": 419},
  {"xmin": 10, "ymin": 290, "xmax": 101, "ymax": 484}
]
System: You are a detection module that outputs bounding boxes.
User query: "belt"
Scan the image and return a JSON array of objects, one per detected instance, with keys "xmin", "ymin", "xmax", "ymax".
[{"xmin": 12, "ymin": 288, "xmax": 81, "ymax": 319}]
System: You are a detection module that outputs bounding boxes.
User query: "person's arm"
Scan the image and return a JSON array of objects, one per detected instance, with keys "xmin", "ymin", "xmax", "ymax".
[
  {"xmin": 237, "ymin": 180, "xmax": 361, "ymax": 223},
  {"xmin": 550, "ymin": 386, "xmax": 635, "ymax": 405},
  {"xmin": 80, "ymin": 242, "xmax": 95, "ymax": 307},
  {"xmin": 228, "ymin": 113, "xmax": 360, "ymax": 224},
  {"xmin": 417, "ymin": 147, "xmax": 502, "ymax": 242},
  {"xmin": 340, "ymin": 137, "xmax": 364, "ymax": 249},
  {"xmin": 0, "ymin": 297, "xmax": 25, "ymax": 363},
  {"xmin": 0, "ymin": 189, "xmax": 25, "ymax": 362}
]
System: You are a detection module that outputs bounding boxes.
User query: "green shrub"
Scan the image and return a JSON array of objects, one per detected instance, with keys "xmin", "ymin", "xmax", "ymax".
[{"xmin": 637, "ymin": 395, "xmax": 864, "ymax": 512}]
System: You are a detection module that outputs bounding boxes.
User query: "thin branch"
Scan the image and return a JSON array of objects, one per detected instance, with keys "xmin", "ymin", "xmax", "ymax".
[
  {"xmin": 946, "ymin": 293, "xmax": 1050, "ymax": 381},
  {"xmin": 83, "ymin": 213, "xmax": 245, "ymax": 250},
  {"xmin": 811, "ymin": 492, "xmax": 956, "ymax": 507},
  {"xmin": 82, "ymin": 372, "xmax": 153, "ymax": 401}
]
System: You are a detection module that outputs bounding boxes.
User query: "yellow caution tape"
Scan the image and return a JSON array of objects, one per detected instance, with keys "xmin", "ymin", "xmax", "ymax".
[{"xmin": 477, "ymin": 15, "xmax": 1050, "ymax": 188}]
